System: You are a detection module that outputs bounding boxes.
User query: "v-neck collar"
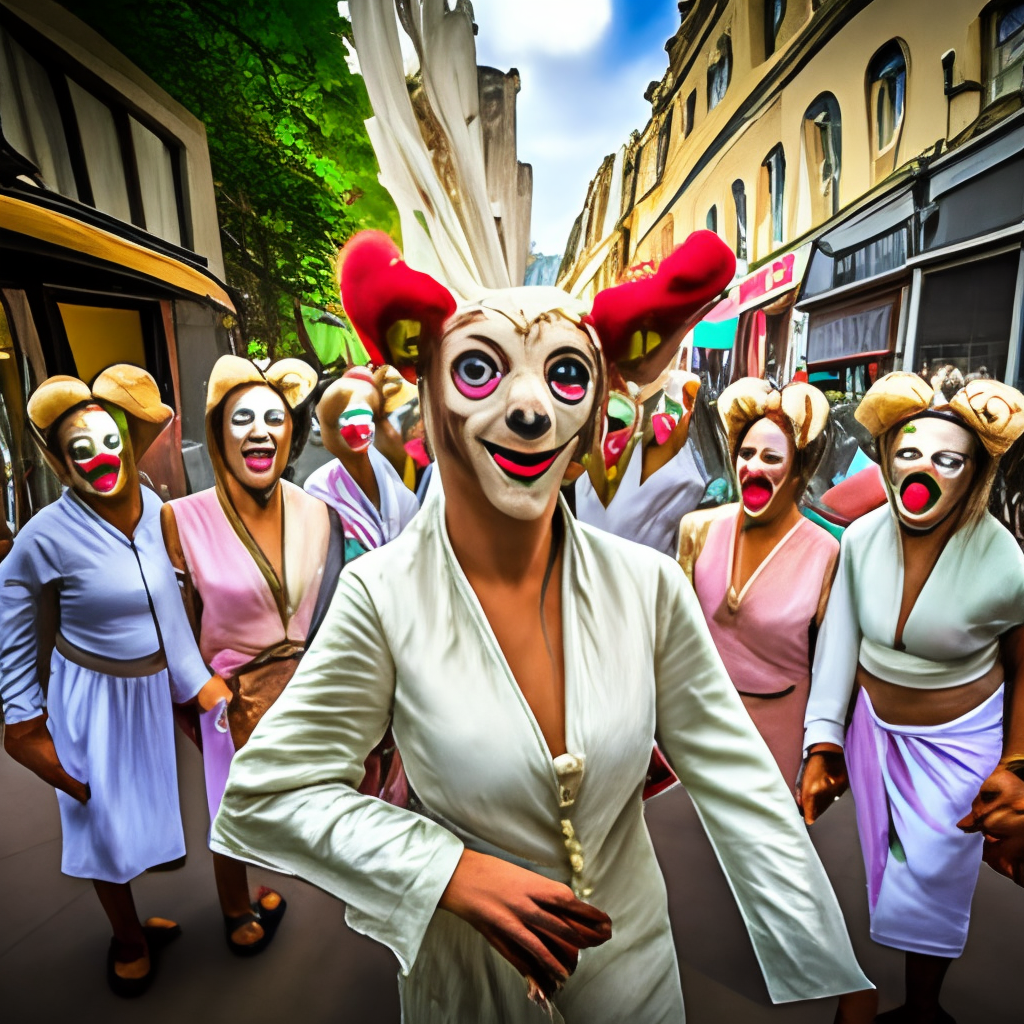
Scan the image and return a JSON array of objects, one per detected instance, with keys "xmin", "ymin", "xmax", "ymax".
[
  {"xmin": 433, "ymin": 494, "xmax": 580, "ymax": 795},
  {"xmin": 725, "ymin": 508, "xmax": 807, "ymax": 609},
  {"xmin": 65, "ymin": 487, "xmax": 143, "ymax": 545}
]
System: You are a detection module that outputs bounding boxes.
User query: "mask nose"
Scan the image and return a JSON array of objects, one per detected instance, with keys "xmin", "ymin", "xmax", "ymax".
[{"xmin": 506, "ymin": 407, "xmax": 552, "ymax": 441}]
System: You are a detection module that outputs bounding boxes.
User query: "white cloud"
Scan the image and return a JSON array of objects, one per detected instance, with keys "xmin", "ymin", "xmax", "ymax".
[{"xmin": 471, "ymin": 0, "xmax": 612, "ymax": 57}]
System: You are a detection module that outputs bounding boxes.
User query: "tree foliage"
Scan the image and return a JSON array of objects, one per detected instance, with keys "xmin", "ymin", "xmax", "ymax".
[{"xmin": 63, "ymin": 0, "xmax": 398, "ymax": 357}]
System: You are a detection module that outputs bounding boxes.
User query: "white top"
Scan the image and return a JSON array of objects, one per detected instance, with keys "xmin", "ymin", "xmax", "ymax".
[
  {"xmin": 211, "ymin": 493, "xmax": 868, "ymax": 1012},
  {"xmin": 575, "ymin": 439, "xmax": 707, "ymax": 557},
  {"xmin": 805, "ymin": 504, "xmax": 1024, "ymax": 751},
  {"xmin": 304, "ymin": 445, "xmax": 420, "ymax": 551}
]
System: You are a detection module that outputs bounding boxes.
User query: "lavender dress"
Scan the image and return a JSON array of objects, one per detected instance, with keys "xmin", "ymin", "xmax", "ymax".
[{"xmin": 0, "ymin": 488, "xmax": 210, "ymax": 883}]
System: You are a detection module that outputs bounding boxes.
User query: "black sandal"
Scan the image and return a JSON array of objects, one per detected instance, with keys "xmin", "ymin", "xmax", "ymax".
[
  {"xmin": 223, "ymin": 890, "xmax": 287, "ymax": 957},
  {"xmin": 106, "ymin": 922, "xmax": 181, "ymax": 998}
]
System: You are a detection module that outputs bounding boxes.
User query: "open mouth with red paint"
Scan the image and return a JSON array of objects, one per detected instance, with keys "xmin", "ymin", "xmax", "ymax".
[
  {"xmin": 481, "ymin": 439, "xmax": 567, "ymax": 482},
  {"xmin": 899, "ymin": 473, "xmax": 941, "ymax": 515},
  {"xmin": 340, "ymin": 422, "xmax": 374, "ymax": 451},
  {"xmin": 242, "ymin": 446, "xmax": 277, "ymax": 474},
  {"xmin": 741, "ymin": 475, "xmax": 774, "ymax": 513},
  {"xmin": 74, "ymin": 453, "xmax": 122, "ymax": 493}
]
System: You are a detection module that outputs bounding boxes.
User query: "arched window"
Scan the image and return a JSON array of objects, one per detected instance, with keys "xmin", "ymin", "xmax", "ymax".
[
  {"xmin": 984, "ymin": 3, "xmax": 1024, "ymax": 105},
  {"xmin": 731, "ymin": 178, "xmax": 747, "ymax": 261},
  {"xmin": 765, "ymin": 0, "xmax": 787, "ymax": 58},
  {"xmin": 707, "ymin": 35, "xmax": 732, "ymax": 111},
  {"xmin": 683, "ymin": 89, "xmax": 697, "ymax": 138},
  {"xmin": 802, "ymin": 93, "xmax": 841, "ymax": 223},
  {"xmin": 706, "ymin": 205, "xmax": 718, "ymax": 233},
  {"xmin": 757, "ymin": 144, "xmax": 786, "ymax": 252},
  {"xmin": 867, "ymin": 40, "xmax": 907, "ymax": 182}
]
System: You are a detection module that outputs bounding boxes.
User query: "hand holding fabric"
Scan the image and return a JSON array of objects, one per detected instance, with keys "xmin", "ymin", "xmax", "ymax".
[
  {"xmin": 3, "ymin": 714, "xmax": 89, "ymax": 803},
  {"xmin": 798, "ymin": 745, "xmax": 848, "ymax": 824},
  {"xmin": 438, "ymin": 849, "xmax": 612, "ymax": 998},
  {"xmin": 195, "ymin": 674, "xmax": 232, "ymax": 712},
  {"xmin": 957, "ymin": 763, "xmax": 1024, "ymax": 840}
]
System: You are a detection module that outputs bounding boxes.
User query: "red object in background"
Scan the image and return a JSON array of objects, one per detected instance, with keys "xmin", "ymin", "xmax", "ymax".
[
  {"xmin": 643, "ymin": 746, "xmax": 678, "ymax": 800},
  {"xmin": 813, "ymin": 465, "xmax": 887, "ymax": 527},
  {"xmin": 792, "ymin": 368, "xmax": 809, "ymax": 382},
  {"xmin": 404, "ymin": 437, "xmax": 430, "ymax": 468}
]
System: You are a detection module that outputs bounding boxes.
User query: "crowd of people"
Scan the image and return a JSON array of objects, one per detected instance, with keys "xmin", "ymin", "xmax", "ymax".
[{"xmin": 3, "ymin": 228, "xmax": 1024, "ymax": 1024}]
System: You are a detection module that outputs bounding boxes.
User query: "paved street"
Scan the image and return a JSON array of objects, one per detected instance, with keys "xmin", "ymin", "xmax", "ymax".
[{"xmin": 3, "ymin": 728, "xmax": 1023, "ymax": 1023}]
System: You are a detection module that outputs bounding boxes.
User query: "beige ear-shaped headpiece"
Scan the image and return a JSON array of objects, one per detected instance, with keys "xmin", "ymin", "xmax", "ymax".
[
  {"xmin": 717, "ymin": 377, "xmax": 830, "ymax": 458},
  {"xmin": 205, "ymin": 355, "xmax": 317, "ymax": 415},
  {"xmin": 856, "ymin": 370, "xmax": 1024, "ymax": 457}
]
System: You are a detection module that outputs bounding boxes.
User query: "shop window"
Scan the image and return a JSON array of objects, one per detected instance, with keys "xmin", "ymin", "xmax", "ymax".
[
  {"xmin": 683, "ymin": 89, "xmax": 697, "ymax": 138},
  {"xmin": 802, "ymin": 92, "xmax": 842, "ymax": 224},
  {"xmin": 706, "ymin": 205, "xmax": 718, "ymax": 233},
  {"xmin": 130, "ymin": 118, "xmax": 181, "ymax": 246},
  {"xmin": 757, "ymin": 144, "xmax": 786, "ymax": 252},
  {"xmin": 765, "ymin": 0, "xmax": 787, "ymax": 58},
  {"xmin": 731, "ymin": 179, "xmax": 747, "ymax": 262},
  {"xmin": 67, "ymin": 80, "xmax": 133, "ymax": 225},
  {"xmin": 807, "ymin": 292, "xmax": 901, "ymax": 368},
  {"xmin": 984, "ymin": 3, "xmax": 1024, "ymax": 106},
  {"xmin": 914, "ymin": 249, "xmax": 1019, "ymax": 384},
  {"xmin": 58, "ymin": 304, "xmax": 147, "ymax": 384},
  {"xmin": 867, "ymin": 40, "xmax": 907, "ymax": 183},
  {"xmin": 0, "ymin": 27, "xmax": 78, "ymax": 197},
  {"xmin": 707, "ymin": 35, "xmax": 732, "ymax": 111}
]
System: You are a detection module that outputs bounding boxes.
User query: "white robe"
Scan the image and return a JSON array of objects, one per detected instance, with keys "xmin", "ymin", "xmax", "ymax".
[{"xmin": 211, "ymin": 494, "xmax": 869, "ymax": 1022}]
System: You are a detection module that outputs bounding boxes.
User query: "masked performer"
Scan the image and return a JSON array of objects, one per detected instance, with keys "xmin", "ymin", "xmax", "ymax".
[
  {"xmin": 159, "ymin": 355, "xmax": 346, "ymax": 955},
  {"xmin": 0, "ymin": 366, "xmax": 227, "ymax": 996},
  {"xmin": 211, "ymin": 230, "xmax": 873, "ymax": 1023},
  {"xmin": 575, "ymin": 367, "xmax": 707, "ymax": 557},
  {"xmin": 677, "ymin": 379, "xmax": 836, "ymax": 790},
  {"xmin": 801, "ymin": 371, "xmax": 1024, "ymax": 1024},
  {"xmin": 304, "ymin": 363, "xmax": 420, "ymax": 560}
]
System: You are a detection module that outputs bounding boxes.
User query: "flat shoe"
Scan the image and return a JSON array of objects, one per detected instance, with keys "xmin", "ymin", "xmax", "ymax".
[{"xmin": 224, "ymin": 892, "xmax": 287, "ymax": 957}]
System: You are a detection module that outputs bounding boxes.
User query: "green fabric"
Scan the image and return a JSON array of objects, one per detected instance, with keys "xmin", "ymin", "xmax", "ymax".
[
  {"xmin": 693, "ymin": 316, "xmax": 738, "ymax": 350},
  {"xmin": 301, "ymin": 307, "xmax": 369, "ymax": 367},
  {"xmin": 801, "ymin": 506, "xmax": 844, "ymax": 540}
]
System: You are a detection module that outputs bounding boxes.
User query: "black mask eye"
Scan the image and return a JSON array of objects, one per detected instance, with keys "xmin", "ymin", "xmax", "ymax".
[
  {"xmin": 452, "ymin": 351, "xmax": 502, "ymax": 399},
  {"xmin": 231, "ymin": 408, "xmax": 256, "ymax": 426},
  {"xmin": 265, "ymin": 408, "xmax": 286, "ymax": 427},
  {"xmin": 69, "ymin": 438, "xmax": 95, "ymax": 462},
  {"xmin": 103, "ymin": 433, "xmax": 120, "ymax": 451},
  {"xmin": 547, "ymin": 357, "xmax": 590, "ymax": 405}
]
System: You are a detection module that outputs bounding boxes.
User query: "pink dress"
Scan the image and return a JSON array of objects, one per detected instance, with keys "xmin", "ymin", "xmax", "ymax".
[{"xmin": 691, "ymin": 505, "xmax": 838, "ymax": 789}]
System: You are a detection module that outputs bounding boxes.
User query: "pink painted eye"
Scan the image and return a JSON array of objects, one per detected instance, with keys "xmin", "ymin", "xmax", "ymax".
[
  {"xmin": 452, "ymin": 351, "xmax": 502, "ymax": 399},
  {"xmin": 548, "ymin": 357, "xmax": 590, "ymax": 405}
]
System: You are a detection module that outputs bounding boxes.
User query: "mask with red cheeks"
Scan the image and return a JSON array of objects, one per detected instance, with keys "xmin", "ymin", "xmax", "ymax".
[
  {"xmin": 735, "ymin": 417, "xmax": 798, "ymax": 521},
  {"xmin": 58, "ymin": 402, "xmax": 128, "ymax": 498},
  {"xmin": 889, "ymin": 415, "xmax": 976, "ymax": 531},
  {"xmin": 318, "ymin": 369, "xmax": 381, "ymax": 460},
  {"xmin": 221, "ymin": 384, "xmax": 292, "ymax": 494},
  {"xmin": 433, "ymin": 308, "xmax": 597, "ymax": 520}
]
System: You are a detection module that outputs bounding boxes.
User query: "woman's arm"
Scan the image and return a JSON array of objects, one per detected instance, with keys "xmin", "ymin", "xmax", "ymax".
[{"xmin": 652, "ymin": 558, "xmax": 871, "ymax": 1004}]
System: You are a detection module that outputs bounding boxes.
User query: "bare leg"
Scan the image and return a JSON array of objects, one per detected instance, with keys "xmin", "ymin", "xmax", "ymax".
[
  {"xmin": 834, "ymin": 987, "xmax": 877, "ymax": 1023},
  {"xmin": 875, "ymin": 952, "xmax": 954, "ymax": 1023},
  {"xmin": 93, "ymin": 880, "xmax": 147, "ymax": 978},
  {"xmin": 213, "ymin": 852, "xmax": 281, "ymax": 946}
]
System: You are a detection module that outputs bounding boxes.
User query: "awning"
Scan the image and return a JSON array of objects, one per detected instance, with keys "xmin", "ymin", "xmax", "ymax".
[
  {"xmin": 734, "ymin": 244, "xmax": 811, "ymax": 315},
  {"xmin": 0, "ymin": 194, "xmax": 235, "ymax": 312},
  {"xmin": 692, "ymin": 295, "xmax": 739, "ymax": 349}
]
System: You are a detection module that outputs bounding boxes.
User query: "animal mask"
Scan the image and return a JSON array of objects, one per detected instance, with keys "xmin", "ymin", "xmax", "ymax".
[{"xmin": 338, "ymin": 230, "xmax": 734, "ymax": 521}]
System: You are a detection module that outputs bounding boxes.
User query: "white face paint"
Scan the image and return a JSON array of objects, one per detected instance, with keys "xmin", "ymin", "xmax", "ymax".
[
  {"xmin": 222, "ymin": 384, "xmax": 291, "ymax": 491},
  {"xmin": 58, "ymin": 403, "xmax": 127, "ymax": 498},
  {"xmin": 437, "ymin": 309, "xmax": 596, "ymax": 520},
  {"xmin": 735, "ymin": 417, "xmax": 796, "ymax": 521},
  {"xmin": 890, "ymin": 415, "xmax": 976, "ymax": 530}
]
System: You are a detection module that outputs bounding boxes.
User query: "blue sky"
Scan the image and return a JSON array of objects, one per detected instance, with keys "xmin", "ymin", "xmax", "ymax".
[{"xmin": 472, "ymin": 0, "xmax": 682, "ymax": 255}]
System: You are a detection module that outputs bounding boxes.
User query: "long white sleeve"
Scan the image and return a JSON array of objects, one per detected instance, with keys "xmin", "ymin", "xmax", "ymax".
[
  {"xmin": 652, "ymin": 559, "xmax": 870, "ymax": 1003},
  {"xmin": 209, "ymin": 569, "xmax": 464, "ymax": 973},
  {"xmin": 803, "ymin": 531, "xmax": 860, "ymax": 751}
]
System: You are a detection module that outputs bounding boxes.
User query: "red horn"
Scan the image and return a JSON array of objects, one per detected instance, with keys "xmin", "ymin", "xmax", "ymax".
[
  {"xmin": 589, "ymin": 230, "xmax": 736, "ymax": 366},
  {"xmin": 338, "ymin": 231, "xmax": 457, "ymax": 376}
]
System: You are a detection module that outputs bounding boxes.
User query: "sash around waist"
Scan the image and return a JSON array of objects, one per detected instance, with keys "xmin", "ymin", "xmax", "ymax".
[
  {"xmin": 859, "ymin": 636, "xmax": 998, "ymax": 689},
  {"xmin": 55, "ymin": 631, "xmax": 167, "ymax": 677}
]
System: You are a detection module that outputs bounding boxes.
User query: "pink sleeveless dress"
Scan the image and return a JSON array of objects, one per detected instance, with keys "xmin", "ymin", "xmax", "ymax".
[{"xmin": 692, "ymin": 506, "xmax": 839, "ymax": 789}]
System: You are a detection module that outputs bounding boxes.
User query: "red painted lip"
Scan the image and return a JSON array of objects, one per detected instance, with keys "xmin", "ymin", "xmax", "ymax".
[
  {"xmin": 340, "ymin": 423, "xmax": 374, "ymax": 450},
  {"xmin": 900, "ymin": 473, "xmax": 941, "ymax": 514},
  {"xmin": 480, "ymin": 439, "xmax": 566, "ymax": 482},
  {"xmin": 242, "ymin": 446, "xmax": 276, "ymax": 473},
  {"xmin": 741, "ymin": 478, "xmax": 774, "ymax": 512},
  {"xmin": 74, "ymin": 453, "xmax": 121, "ymax": 491}
]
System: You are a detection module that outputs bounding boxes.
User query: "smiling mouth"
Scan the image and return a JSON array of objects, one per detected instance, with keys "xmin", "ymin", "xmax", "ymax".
[
  {"xmin": 741, "ymin": 475, "xmax": 774, "ymax": 512},
  {"xmin": 242, "ymin": 446, "xmax": 277, "ymax": 473},
  {"xmin": 480, "ymin": 439, "xmax": 567, "ymax": 481},
  {"xmin": 900, "ymin": 473, "xmax": 942, "ymax": 515},
  {"xmin": 74, "ymin": 453, "xmax": 121, "ymax": 491}
]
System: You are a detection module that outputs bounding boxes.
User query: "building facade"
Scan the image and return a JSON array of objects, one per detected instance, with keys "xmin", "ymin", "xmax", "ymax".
[
  {"xmin": 558, "ymin": 0, "xmax": 1024, "ymax": 400},
  {"xmin": 0, "ymin": 0, "xmax": 235, "ymax": 535}
]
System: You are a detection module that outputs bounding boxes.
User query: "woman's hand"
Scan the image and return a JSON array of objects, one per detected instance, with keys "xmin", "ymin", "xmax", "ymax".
[
  {"xmin": 196, "ymin": 674, "xmax": 232, "ymax": 712},
  {"xmin": 958, "ymin": 763, "xmax": 1024, "ymax": 839},
  {"xmin": 3, "ymin": 715, "xmax": 89, "ymax": 803},
  {"xmin": 797, "ymin": 744, "xmax": 848, "ymax": 825},
  {"xmin": 438, "ymin": 849, "xmax": 612, "ymax": 998}
]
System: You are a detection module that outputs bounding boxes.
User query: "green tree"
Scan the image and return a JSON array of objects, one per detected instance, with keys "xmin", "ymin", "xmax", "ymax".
[{"xmin": 63, "ymin": 0, "xmax": 398, "ymax": 359}]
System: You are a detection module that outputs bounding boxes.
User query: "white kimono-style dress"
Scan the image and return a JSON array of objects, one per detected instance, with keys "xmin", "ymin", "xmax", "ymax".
[
  {"xmin": 212, "ymin": 493, "xmax": 869, "ymax": 1022},
  {"xmin": 0, "ymin": 488, "xmax": 210, "ymax": 883}
]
